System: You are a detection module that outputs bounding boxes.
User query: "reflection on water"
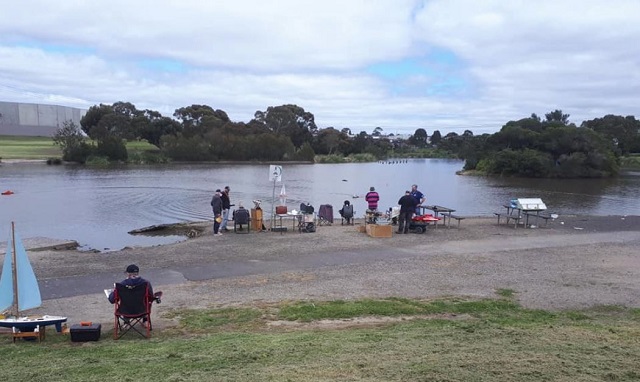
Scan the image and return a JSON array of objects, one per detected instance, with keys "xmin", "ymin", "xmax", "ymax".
[{"xmin": 1, "ymin": 160, "xmax": 639, "ymax": 251}]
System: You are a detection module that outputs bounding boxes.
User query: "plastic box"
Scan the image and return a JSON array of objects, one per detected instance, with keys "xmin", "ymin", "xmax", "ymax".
[{"xmin": 70, "ymin": 323, "xmax": 101, "ymax": 342}]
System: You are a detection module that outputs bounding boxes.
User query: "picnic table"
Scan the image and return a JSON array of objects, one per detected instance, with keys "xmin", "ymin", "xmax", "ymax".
[
  {"xmin": 274, "ymin": 212, "xmax": 302, "ymax": 233},
  {"xmin": 421, "ymin": 205, "xmax": 456, "ymax": 228},
  {"xmin": 499, "ymin": 201, "xmax": 547, "ymax": 228}
]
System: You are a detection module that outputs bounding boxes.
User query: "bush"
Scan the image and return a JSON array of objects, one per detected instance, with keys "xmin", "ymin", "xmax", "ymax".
[
  {"xmin": 347, "ymin": 153, "xmax": 377, "ymax": 162},
  {"xmin": 46, "ymin": 157, "xmax": 63, "ymax": 165},
  {"xmin": 128, "ymin": 151, "xmax": 170, "ymax": 164},
  {"xmin": 85, "ymin": 156, "xmax": 110, "ymax": 166},
  {"xmin": 487, "ymin": 149, "xmax": 553, "ymax": 177},
  {"xmin": 96, "ymin": 135, "xmax": 128, "ymax": 162}
]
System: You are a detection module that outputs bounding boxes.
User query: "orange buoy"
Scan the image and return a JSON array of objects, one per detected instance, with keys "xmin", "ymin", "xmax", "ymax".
[{"xmin": 1, "ymin": 190, "xmax": 14, "ymax": 195}]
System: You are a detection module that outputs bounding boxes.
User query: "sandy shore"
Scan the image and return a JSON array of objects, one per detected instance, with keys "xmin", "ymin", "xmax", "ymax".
[{"xmin": 23, "ymin": 215, "xmax": 640, "ymax": 329}]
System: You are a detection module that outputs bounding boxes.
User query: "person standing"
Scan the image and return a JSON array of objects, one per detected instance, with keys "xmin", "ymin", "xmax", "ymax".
[
  {"xmin": 397, "ymin": 190, "xmax": 418, "ymax": 234},
  {"xmin": 365, "ymin": 186, "xmax": 380, "ymax": 211},
  {"xmin": 211, "ymin": 189, "xmax": 223, "ymax": 235},
  {"xmin": 220, "ymin": 186, "xmax": 231, "ymax": 232},
  {"xmin": 410, "ymin": 184, "xmax": 425, "ymax": 215}
]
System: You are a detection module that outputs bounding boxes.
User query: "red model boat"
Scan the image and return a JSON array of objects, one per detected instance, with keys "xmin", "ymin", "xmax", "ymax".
[{"xmin": 1, "ymin": 190, "xmax": 14, "ymax": 195}]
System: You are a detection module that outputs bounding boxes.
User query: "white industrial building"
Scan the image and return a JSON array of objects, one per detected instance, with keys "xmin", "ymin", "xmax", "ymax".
[{"xmin": 0, "ymin": 101, "xmax": 86, "ymax": 137}]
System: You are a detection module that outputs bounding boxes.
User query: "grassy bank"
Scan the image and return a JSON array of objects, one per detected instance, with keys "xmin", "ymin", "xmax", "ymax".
[
  {"xmin": 0, "ymin": 135, "xmax": 158, "ymax": 161},
  {"xmin": 4, "ymin": 297, "xmax": 640, "ymax": 381},
  {"xmin": 0, "ymin": 135, "xmax": 61, "ymax": 159}
]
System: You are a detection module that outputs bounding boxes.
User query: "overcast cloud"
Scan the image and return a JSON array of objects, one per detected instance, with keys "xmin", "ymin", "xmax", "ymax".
[{"xmin": 0, "ymin": 0, "xmax": 638, "ymax": 135}]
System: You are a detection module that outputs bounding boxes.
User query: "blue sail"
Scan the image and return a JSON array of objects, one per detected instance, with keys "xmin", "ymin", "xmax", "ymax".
[{"xmin": 0, "ymin": 228, "xmax": 42, "ymax": 312}]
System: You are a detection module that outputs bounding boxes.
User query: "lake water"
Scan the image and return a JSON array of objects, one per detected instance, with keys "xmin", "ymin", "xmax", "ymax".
[{"xmin": 2, "ymin": 159, "xmax": 640, "ymax": 251}]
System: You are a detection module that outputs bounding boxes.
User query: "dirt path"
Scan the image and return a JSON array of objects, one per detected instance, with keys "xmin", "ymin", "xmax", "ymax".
[{"xmin": 26, "ymin": 215, "xmax": 640, "ymax": 329}]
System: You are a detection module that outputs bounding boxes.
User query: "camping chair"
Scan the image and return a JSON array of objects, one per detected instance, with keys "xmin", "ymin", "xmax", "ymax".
[
  {"xmin": 299, "ymin": 203, "xmax": 316, "ymax": 233},
  {"xmin": 233, "ymin": 208, "xmax": 251, "ymax": 233},
  {"xmin": 339, "ymin": 201, "xmax": 354, "ymax": 225},
  {"xmin": 113, "ymin": 281, "xmax": 154, "ymax": 339},
  {"xmin": 318, "ymin": 204, "xmax": 333, "ymax": 226}
]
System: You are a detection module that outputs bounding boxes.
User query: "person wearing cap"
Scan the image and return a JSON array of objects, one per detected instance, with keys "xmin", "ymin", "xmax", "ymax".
[
  {"xmin": 410, "ymin": 184, "xmax": 425, "ymax": 215},
  {"xmin": 211, "ymin": 189, "xmax": 223, "ymax": 235},
  {"xmin": 397, "ymin": 190, "xmax": 419, "ymax": 234},
  {"xmin": 365, "ymin": 186, "xmax": 380, "ymax": 211},
  {"xmin": 220, "ymin": 186, "xmax": 232, "ymax": 232},
  {"xmin": 107, "ymin": 264, "xmax": 155, "ymax": 304}
]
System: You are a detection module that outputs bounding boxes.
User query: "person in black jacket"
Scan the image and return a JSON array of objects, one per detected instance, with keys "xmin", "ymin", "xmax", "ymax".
[
  {"xmin": 220, "ymin": 186, "xmax": 231, "ymax": 232},
  {"xmin": 397, "ymin": 190, "xmax": 418, "ymax": 234},
  {"xmin": 211, "ymin": 189, "xmax": 223, "ymax": 235}
]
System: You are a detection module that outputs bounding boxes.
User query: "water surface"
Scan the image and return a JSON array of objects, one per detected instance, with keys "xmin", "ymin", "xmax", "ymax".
[{"xmin": 1, "ymin": 160, "xmax": 639, "ymax": 250}]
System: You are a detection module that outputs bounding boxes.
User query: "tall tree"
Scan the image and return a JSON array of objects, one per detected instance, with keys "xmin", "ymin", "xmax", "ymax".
[
  {"xmin": 545, "ymin": 109, "xmax": 570, "ymax": 126},
  {"xmin": 430, "ymin": 130, "xmax": 442, "ymax": 145},
  {"xmin": 409, "ymin": 128, "xmax": 428, "ymax": 147},
  {"xmin": 581, "ymin": 114, "xmax": 640, "ymax": 155},
  {"xmin": 252, "ymin": 104, "xmax": 317, "ymax": 148}
]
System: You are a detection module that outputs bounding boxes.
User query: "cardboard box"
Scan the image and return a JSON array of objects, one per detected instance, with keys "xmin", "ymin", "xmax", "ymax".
[
  {"xmin": 357, "ymin": 225, "xmax": 366, "ymax": 233},
  {"xmin": 366, "ymin": 224, "xmax": 392, "ymax": 238}
]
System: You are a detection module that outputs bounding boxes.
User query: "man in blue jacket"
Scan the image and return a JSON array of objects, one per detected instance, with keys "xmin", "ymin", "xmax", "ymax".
[
  {"xmin": 108, "ymin": 264, "xmax": 155, "ymax": 304},
  {"xmin": 410, "ymin": 184, "xmax": 425, "ymax": 215}
]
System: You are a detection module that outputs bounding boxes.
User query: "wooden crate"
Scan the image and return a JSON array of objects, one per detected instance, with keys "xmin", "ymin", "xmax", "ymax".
[
  {"xmin": 357, "ymin": 225, "xmax": 366, "ymax": 233},
  {"xmin": 250, "ymin": 209, "xmax": 263, "ymax": 231},
  {"xmin": 366, "ymin": 224, "xmax": 392, "ymax": 238}
]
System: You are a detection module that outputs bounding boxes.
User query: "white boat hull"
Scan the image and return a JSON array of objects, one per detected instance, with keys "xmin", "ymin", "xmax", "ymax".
[{"xmin": 0, "ymin": 315, "xmax": 67, "ymax": 331}]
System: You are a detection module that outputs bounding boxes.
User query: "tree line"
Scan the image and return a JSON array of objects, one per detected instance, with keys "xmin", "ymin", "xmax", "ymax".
[
  {"xmin": 53, "ymin": 102, "xmax": 640, "ymax": 178},
  {"xmin": 54, "ymin": 102, "xmax": 394, "ymax": 164}
]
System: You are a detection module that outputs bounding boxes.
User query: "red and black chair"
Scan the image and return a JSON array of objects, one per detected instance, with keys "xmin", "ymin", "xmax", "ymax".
[{"xmin": 113, "ymin": 281, "xmax": 154, "ymax": 339}]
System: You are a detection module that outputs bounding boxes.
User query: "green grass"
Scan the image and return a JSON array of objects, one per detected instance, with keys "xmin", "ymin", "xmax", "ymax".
[
  {"xmin": 620, "ymin": 155, "xmax": 640, "ymax": 170},
  {"xmin": 4, "ymin": 297, "xmax": 640, "ymax": 381},
  {"xmin": 0, "ymin": 135, "xmax": 62, "ymax": 159},
  {"xmin": 0, "ymin": 135, "xmax": 159, "ymax": 161}
]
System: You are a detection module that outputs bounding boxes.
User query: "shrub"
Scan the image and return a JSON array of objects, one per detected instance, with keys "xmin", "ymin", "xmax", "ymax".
[
  {"xmin": 46, "ymin": 157, "xmax": 63, "ymax": 165},
  {"xmin": 85, "ymin": 156, "xmax": 110, "ymax": 166}
]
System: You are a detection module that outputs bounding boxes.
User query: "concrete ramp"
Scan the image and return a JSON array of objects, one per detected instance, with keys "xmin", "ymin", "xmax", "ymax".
[{"xmin": 0, "ymin": 237, "xmax": 79, "ymax": 252}]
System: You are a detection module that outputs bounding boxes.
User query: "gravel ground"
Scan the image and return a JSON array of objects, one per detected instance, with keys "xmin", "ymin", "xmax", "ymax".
[{"xmin": 24, "ymin": 214, "xmax": 640, "ymax": 329}]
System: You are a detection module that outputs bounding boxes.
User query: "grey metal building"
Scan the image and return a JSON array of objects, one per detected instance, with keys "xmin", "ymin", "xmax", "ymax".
[{"xmin": 0, "ymin": 101, "xmax": 86, "ymax": 137}]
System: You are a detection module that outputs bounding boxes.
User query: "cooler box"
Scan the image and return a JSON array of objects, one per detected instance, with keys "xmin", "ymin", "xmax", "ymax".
[
  {"xmin": 70, "ymin": 323, "xmax": 101, "ymax": 342},
  {"xmin": 515, "ymin": 198, "xmax": 546, "ymax": 211}
]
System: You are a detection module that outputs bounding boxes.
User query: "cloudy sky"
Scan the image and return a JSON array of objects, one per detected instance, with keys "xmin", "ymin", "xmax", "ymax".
[{"xmin": 1, "ymin": 0, "xmax": 638, "ymax": 135}]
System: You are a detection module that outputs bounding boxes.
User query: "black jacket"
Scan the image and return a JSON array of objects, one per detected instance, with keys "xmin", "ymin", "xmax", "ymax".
[
  {"xmin": 211, "ymin": 194, "xmax": 223, "ymax": 215},
  {"xmin": 221, "ymin": 191, "xmax": 231, "ymax": 209},
  {"xmin": 398, "ymin": 194, "xmax": 418, "ymax": 213}
]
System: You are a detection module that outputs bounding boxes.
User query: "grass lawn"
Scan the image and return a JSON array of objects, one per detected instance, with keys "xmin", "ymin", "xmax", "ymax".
[
  {"xmin": 3, "ymin": 297, "xmax": 640, "ymax": 381},
  {"xmin": 0, "ymin": 135, "xmax": 158, "ymax": 160},
  {"xmin": 0, "ymin": 135, "xmax": 61, "ymax": 159}
]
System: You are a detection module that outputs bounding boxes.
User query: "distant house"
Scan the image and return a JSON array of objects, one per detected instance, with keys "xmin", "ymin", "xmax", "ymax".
[{"xmin": 0, "ymin": 101, "xmax": 86, "ymax": 137}]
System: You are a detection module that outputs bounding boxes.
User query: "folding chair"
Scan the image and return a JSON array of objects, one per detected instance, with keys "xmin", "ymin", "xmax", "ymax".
[
  {"xmin": 339, "ymin": 201, "xmax": 354, "ymax": 225},
  {"xmin": 113, "ymin": 281, "xmax": 153, "ymax": 339},
  {"xmin": 299, "ymin": 203, "xmax": 316, "ymax": 233},
  {"xmin": 318, "ymin": 204, "xmax": 333, "ymax": 226},
  {"xmin": 233, "ymin": 208, "xmax": 251, "ymax": 233}
]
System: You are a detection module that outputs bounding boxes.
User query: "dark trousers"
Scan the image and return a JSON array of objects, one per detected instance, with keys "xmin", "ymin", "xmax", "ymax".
[
  {"xmin": 398, "ymin": 211, "xmax": 413, "ymax": 233},
  {"xmin": 214, "ymin": 219, "xmax": 220, "ymax": 234}
]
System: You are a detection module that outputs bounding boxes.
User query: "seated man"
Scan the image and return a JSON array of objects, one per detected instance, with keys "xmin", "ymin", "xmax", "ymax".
[
  {"xmin": 339, "ymin": 200, "xmax": 354, "ymax": 224},
  {"xmin": 233, "ymin": 202, "xmax": 250, "ymax": 231},
  {"xmin": 108, "ymin": 264, "xmax": 160, "ymax": 325}
]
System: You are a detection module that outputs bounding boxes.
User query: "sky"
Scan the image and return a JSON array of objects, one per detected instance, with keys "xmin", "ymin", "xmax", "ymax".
[{"xmin": 0, "ymin": 0, "xmax": 639, "ymax": 136}]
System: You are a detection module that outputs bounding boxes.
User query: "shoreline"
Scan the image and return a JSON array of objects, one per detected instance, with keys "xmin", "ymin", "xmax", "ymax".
[{"xmin": 26, "ymin": 214, "xmax": 640, "ymax": 329}]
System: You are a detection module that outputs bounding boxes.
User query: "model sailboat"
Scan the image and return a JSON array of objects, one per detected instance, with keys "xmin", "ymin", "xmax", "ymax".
[{"xmin": 0, "ymin": 222, "xmax": 66, "ymax": 331}]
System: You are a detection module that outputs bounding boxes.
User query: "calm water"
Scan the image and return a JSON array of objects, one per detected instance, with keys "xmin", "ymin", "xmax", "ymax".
[{"xmin": 2, "ymin": 160, "xmax": 640, "ymax": 251}]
